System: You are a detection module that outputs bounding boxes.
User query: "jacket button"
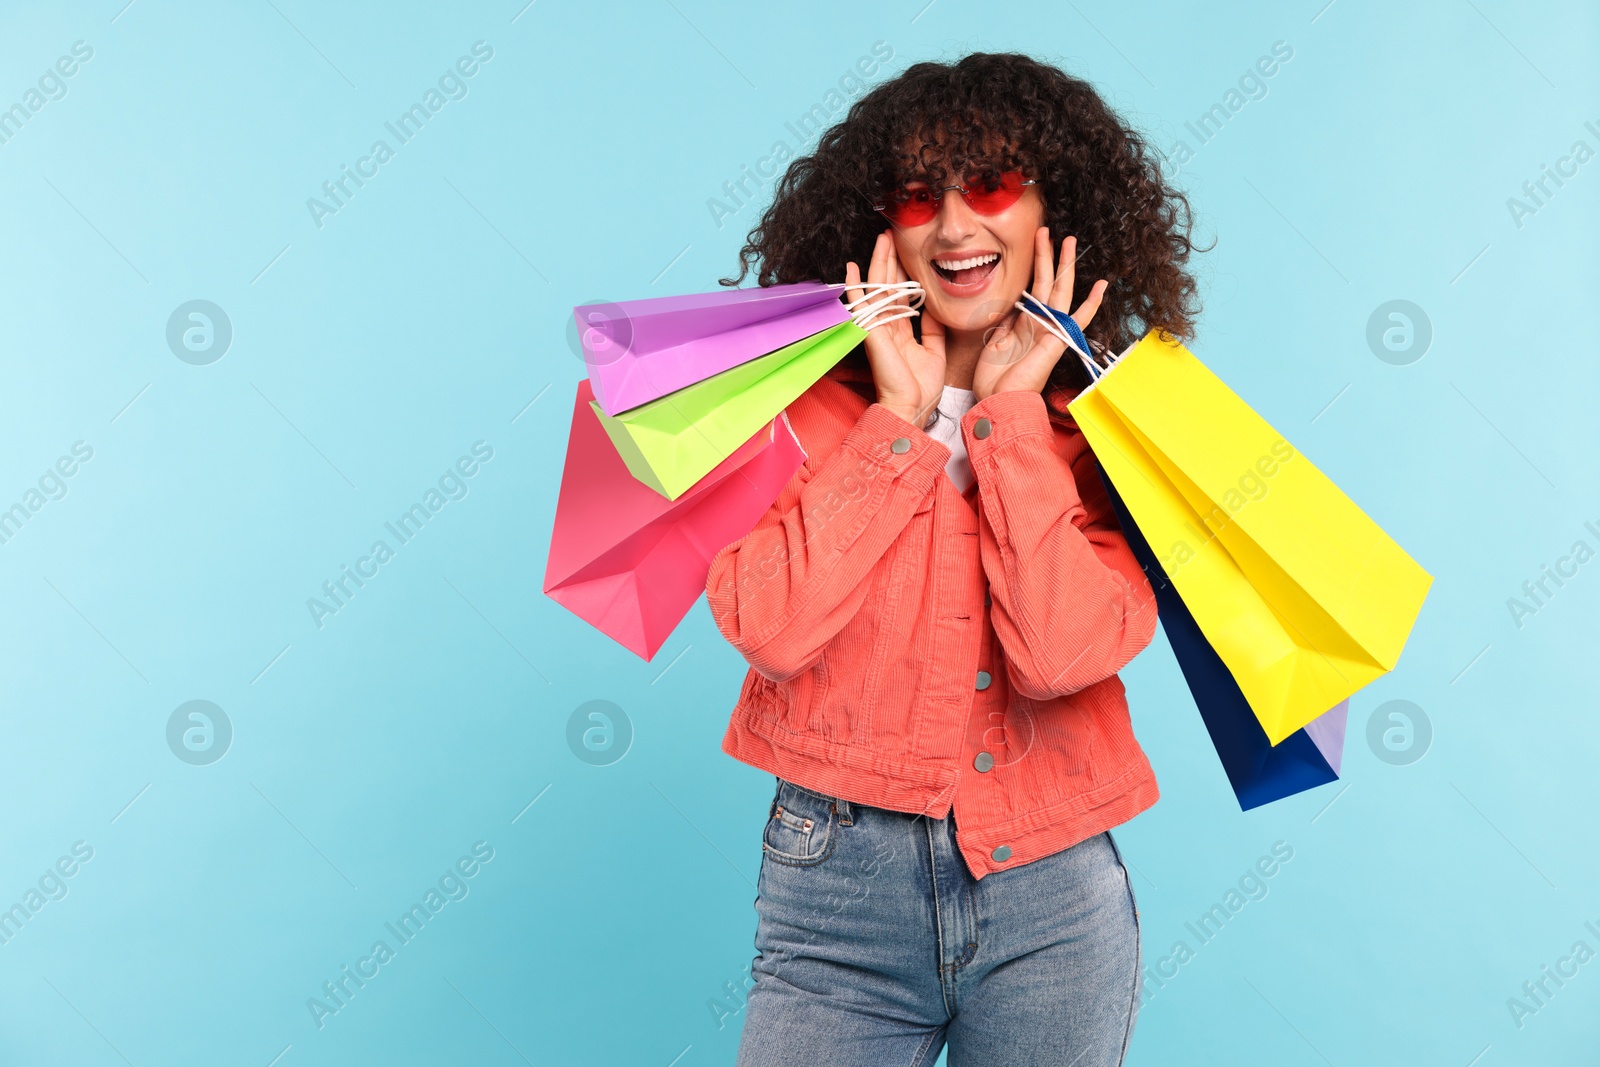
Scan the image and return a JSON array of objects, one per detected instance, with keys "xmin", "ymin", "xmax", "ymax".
[
  {"xmin": 973, "ymin": 417, "xmax": 992, "ymax": 439},
  {"xmin": 991, "ymin": 844, "xmax": 1012, "ymax": 861},
  {"xmin": 974, "ymin": 751, "xmax": 994, "ymax": 772},
  {"xmin": 975, "ymin": 670, "xmax": 991, "ymax": 690},
  {"xmin": 891, "ymin": 437, "xmax": 911, "ymax": 454}
]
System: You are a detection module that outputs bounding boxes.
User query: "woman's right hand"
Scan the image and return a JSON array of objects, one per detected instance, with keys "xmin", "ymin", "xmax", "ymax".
[{"xmin": 845, "ymin": 231, "xmax": 946, "ymax": 428}]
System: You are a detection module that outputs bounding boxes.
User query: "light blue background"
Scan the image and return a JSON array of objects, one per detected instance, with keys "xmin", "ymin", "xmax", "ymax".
[{"xmin": 1, "ymin": 0, "xmax": 1596, "ymax": 1064}]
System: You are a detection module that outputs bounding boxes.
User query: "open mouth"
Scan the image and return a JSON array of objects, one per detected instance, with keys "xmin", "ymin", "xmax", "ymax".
[{"xmin": 932, "ymin": 251, "xmax": 1000, "ymax": 289}]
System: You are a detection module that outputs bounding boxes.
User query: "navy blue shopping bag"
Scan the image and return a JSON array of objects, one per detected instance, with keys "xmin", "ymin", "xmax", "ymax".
[{"xmin": 1096, "ymin": 463, "xmax": 1346, "ymax": 810}]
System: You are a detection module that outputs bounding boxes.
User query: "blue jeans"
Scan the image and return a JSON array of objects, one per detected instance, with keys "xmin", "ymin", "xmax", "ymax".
[{"xmin": 736, "ymin": 777, "xmax": 1143, "ymax": 1067}]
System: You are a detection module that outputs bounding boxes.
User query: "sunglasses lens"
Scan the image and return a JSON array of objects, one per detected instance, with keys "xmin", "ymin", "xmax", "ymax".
[
  {"xmin": 963, "ymin": 171, "xmax": 1027, "ymax": 215},
  {"xmin": 877, "ymin": 172, "xmax": 1027, "ymax": 224},
  {"xmin": 881, "ymin": 186, "xmax": 938, "ymax": 226}
]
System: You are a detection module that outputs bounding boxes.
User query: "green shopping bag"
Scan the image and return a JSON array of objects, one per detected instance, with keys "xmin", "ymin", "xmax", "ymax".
[{"xmin": 590, "ymin": 320, "xmax": 867, "ymax": 500}]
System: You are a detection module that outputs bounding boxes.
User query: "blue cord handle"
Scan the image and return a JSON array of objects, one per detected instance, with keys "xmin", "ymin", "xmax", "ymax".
[{"xmin": 1018, "ymin": 291, "xmax": 1097, "ymax": 377}]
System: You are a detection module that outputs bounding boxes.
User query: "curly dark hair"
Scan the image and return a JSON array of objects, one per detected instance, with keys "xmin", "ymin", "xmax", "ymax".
[{"xmin": 721, "ymin": 51, "xmax": 1206, "ymax": 411}]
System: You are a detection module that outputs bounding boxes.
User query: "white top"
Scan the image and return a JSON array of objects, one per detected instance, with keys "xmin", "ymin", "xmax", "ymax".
[{"xmin": 922, "ymin": 385, "xmax": 979, "ymax": 493}]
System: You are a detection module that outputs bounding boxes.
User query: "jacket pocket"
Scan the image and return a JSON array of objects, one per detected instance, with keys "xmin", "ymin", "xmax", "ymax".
[{"xmin": 762, "ymin": 778, "xmax": 841, "ymax": 867}]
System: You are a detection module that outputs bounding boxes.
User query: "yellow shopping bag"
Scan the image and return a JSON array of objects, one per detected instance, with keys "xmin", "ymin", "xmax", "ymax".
[{"xmin": 1067, "ymin": 329, "xmax": 1432, "ymax": 745}]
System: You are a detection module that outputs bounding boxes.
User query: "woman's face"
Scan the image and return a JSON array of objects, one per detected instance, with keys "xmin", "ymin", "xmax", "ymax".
[{"xmin": 888, "ymin": 175, "xmax": 1046, "ymax": 335}]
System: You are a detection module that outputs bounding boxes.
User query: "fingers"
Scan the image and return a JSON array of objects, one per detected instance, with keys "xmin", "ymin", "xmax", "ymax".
[
  {"xmin": 1073, "ymin": 278, "xmax": 1110, "ymax": 331},
  {"xmin": 887, "ymin": 237, "xmax": 907, "ymax": 286},
  {"xmin": 1031, "ymin": 227, "xmax": 1053, "ymax": 304},
  {"xmin": 868, "ymin": 230, "xmax": 890, "ymax": 286},
  {"xmin": 885, "ymin": 236, "xmax": 911, "ymax": 310},
  {"xmin": 921, "ymin": 307, "xmax": 946, "ymax": 361},
  {"xmin": 981, "ymin": 310, "xmax": 1023, "ymax": 366},
  {"xmin": 1032, "ymin": 231, "xmax": 1106, "ymax": 335},
  {"xmin": 858, "ymin": 233, "xmax": 906, "ymax": 354},
  {"xmin": 844, "ymin": 260, "xmax": 862, "ymax": 307},
  {"xmin": 1022, "ymin": 303, "xmax": 1067, "ymax": 366},
  {"xmin": 1007, "ymin": 307, "xmax": 1039, "ymax": 352},
  {"xmin": 983, "ymin": 310, "xmax": 1016, "ymax": 351},
  {"xmin": 1053, "ymin": 235, "xmax": 1078, "ymax": 308},
  {"xmin": 872, "ymin": 234, "xmax": 917, "ymax": 341}
]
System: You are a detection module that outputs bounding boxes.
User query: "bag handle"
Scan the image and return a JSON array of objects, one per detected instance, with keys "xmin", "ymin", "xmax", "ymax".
[
  {"xmin": 1014, "ymin": 290, "xmax": 1102, "ymax": 381},
  {"xmin": 835, "ymin": 281, "xmax": 925, "ymax": 332}
]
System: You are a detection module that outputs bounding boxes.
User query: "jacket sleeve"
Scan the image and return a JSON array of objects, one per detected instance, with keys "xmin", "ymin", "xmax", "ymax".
[
  {"xmin": 705, "ymin": 399, "xmax": 950, "ymax": 683},
  {"xmin": 962, "ymin": 389, "xmax": 1157, "ymax": 700}
]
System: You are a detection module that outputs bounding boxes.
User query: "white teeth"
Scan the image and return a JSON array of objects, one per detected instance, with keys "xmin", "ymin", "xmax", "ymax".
[{"xmin": 933, "ymin": 252, "xmax": 999, "ymax": 271}]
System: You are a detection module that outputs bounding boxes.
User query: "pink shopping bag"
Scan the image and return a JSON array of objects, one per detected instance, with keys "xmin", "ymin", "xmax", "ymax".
[
  {"xmin": 543, "ymin": 377, "xmax": 806, "ymax": 660},
  {"xmin": 577, "ymin": 281, "xmax": 850, "ymax": 417}
]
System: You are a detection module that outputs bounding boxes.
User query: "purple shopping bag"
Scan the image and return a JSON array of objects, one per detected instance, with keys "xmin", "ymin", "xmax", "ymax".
[{"xmin": 577, "ymin": 281, "xmax": 851, "ymax": 417}]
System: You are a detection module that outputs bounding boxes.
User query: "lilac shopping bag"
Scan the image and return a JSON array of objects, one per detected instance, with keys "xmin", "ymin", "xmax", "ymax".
[{"xmin": 577, "ymin": 281, "xmax": 851, "ymax": 417}]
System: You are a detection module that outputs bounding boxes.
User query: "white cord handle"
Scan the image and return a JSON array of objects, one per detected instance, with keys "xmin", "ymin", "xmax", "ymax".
[
  {"xmin": 835, "ymin": 281, "xmax": 925, "ymax": 333},
  {"xmin": 1013, "ymin": 292, "xmax": 1101, "ymax": 381}
]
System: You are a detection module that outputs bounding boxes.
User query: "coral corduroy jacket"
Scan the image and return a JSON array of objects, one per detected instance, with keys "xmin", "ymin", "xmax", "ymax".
[{"xmin": 706, "ymin": 358, "xmax": 1161, "ymax": 879}]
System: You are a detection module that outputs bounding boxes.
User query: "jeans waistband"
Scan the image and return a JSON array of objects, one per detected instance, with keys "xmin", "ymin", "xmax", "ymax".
[{"xmin": 780, "ymin": 777, "xmax": 855, "ymax": 824}]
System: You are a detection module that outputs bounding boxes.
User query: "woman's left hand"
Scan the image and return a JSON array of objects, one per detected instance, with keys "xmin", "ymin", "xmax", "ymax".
[{"xmin": 972, "ymin": 228, "xmax": 1109, "ymax": 403}]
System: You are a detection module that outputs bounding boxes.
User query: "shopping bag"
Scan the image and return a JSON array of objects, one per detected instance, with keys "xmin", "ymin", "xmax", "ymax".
[
  {"xmin": 1059, "ymin": 324, "xmax": 1431, "ymax": 745},
  {"xmin": 590, "ymin": 319, "xmax": 864, "ymax": 500},
  {"xmin": 1101, "ymin": 466, "xmax": 1347, "ymax": 809},
  {"xmin": 583, "ymin": 281, "xmax": 919, "ymax": 500},
  {"xmin": 543, "ymin": 377, "xmax": 806, "ymax": 660},
  {"xmin": 588, "ymin": 316, "xmax": 864, "ymax": 502},
  {"xmin": 577, "ymin": 282, "xmax": 852, "ymax": 417}
]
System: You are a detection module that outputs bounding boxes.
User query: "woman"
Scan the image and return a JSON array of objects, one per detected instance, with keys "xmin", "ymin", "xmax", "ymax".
[{"xmin": 706, "ymin": 52, "xmax": 1202, "ymax": 1066}]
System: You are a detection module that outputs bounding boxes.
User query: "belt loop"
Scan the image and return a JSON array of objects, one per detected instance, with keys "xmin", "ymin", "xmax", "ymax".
[{"xmin": 834, "ymin": 796, "xmax": 853, "ymax": 825}]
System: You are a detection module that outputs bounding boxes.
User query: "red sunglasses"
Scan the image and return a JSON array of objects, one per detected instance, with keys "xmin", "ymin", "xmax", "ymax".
[{"xmin": 872, "ymin": 170, "xmax": 1037, "ymax": 227}]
